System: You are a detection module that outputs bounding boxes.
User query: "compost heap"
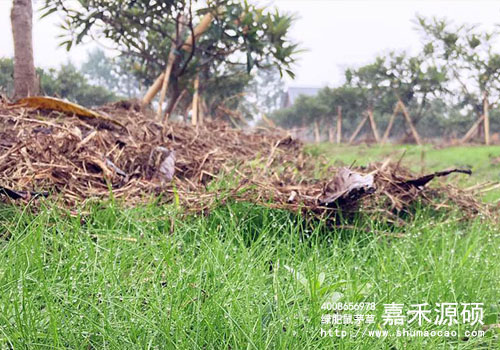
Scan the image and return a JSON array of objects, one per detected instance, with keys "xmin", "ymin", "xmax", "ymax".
[{"xmin": 0, "ymin": 98, "xmax": 488, "ymax": 225}]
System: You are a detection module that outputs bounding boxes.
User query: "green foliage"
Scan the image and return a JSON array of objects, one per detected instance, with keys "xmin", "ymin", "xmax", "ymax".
[
  {"xmin": 41, "ymin": 63, "xmax": 117, "ymax": 107},
  {"xmin": 0, "ymin": 58, "xmax": 14, "ymax": 96},
  {"xmin": 273, "ymin": 16, "xmax": 500, "ymax": 140},
  {"xmin": 202, "ymin": 66, "xmax": 253, "ymax": 118},
  {"xmin": 81, "ymin": 48, "xmax": 144, "ymax": 98},
  {"xmin": 0, "ymin": 57, "xmax": 117, "ymax": 107},
  {"xmin": 41, "ymin": 0, "xmax": 298, "ymax": 102},
  {"xmin": 418, "ymin": 16, "xmax": 500, "ymax": 111},
  {"xmin": 283, "ymin": 264, "xmax": 346, "ymax": 306}
]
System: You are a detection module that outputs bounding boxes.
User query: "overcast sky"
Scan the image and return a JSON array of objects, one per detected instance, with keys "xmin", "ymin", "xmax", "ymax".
[{"xmin": 1, "ymin": 0, "xmax": 500, "ymax": 88}]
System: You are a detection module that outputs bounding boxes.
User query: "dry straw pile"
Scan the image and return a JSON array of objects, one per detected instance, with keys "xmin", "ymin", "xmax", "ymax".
[{"xmin": 0, "ymin": 98, "xmax": 490, "ymax": 225}]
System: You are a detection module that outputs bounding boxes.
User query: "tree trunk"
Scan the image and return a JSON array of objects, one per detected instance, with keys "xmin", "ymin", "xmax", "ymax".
[
  {"xmin": 164, "ymin": 78, "xmax": 180, "ymax": 116},
  {"xmin": 11, "ymin": 0, "xmax": 38, "ymax": 99}
]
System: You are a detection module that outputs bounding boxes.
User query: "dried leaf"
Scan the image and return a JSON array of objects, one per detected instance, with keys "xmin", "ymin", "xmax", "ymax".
[
  {"xmin": 159, "ymin": 149, "xmax": 176, "ymax": 183},
  {"xmin": 320, "ymin": 168, "xmax": 375, "ymax": 205},
  {"xmin": 14, "ymin": 96, "xmax": 124, "ymax": 128}
]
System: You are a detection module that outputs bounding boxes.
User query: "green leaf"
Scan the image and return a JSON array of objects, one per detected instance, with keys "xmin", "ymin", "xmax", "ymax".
[
  {"xmin": 285, "ymin": 69, "xmax": 295, "ymax": 79},
  {"xmin": 246, "ymin": 50, "xmax": 254, "ymax": 73},
  {"xmin": 40, "ymin": 6, "xmax": 58, "ymax": 20}
]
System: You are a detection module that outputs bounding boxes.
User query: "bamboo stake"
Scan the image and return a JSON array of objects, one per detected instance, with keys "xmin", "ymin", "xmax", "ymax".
[
  {"xmin": 156, "ymin": 15, "xmax": 188, "ymax": 120},
  {"xmin": 367, "ymin": 108, "xmax": 380, "ymax": 143},
  {"xmin": 399, "ymin": 100, "xmax": 422, "ymax": 145},
  {"xmin": 141, "ymin": 13, "xmax": 214, "ymax": 107},
  {"xmin": 484, "ymin": 92, "xmax": 490, "ymax": 145},
  {"xmin": 181, "ymin": 13, "xmax": 214, "ymax": 52},
  {"xmin": 156, "ymin": 50, "xmax": 178, "ymax": 119},
  {"xmin": 348, "ymin": 115, "xmax": 368, "ymax": 145},
  {"xmin": 314, "ymin": 120, "xmax": 320, "ymax": 143},
  {"xmin": 461, "ymin": 114, "xmax": 485, "ymax": 144},
  {"xmin": 328, "ymin": 126, "xmax": 335, "ymax": 143},
  {"xmin": 142, "ymin": 74, "xmax": 164, "ymax": 107},
  {"xmin": 198, "ymin": 96, "xmax": 205, "ymax": 125},
  {"xmin": 382, "ymin": 102, "xmax": 401, "ymax": 144},
  {"xmin": 336, "ymin": 106, "xmax": 342, "ymax": 144},
  {"xmin": 261, "ymin": 114, "xmax": 276, "ymax": 128},
  {"xmin": 192, "ymin": 75, "xmax": 200, "ymax": 126}
]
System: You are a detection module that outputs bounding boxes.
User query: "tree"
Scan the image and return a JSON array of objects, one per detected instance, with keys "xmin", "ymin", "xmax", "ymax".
[
  {"xmin": 272, "ymin": 52, "xmax": 447, "ymax": 142},
  {"xmin": 41, "ymin": 63, "xmax": 117, "ymax": 107},
  {"xmin": 0, "ymin": 58, "xmax": 15, "ymax": 97},
  {"xmin": 346, "ymin": 52, "xmax": 447, "ymax": 125},
  {"xmin": 81, "ymin": 48, "xmax": 144, "ymax": 98},
  {"xmin": 10, "ymin": 0, "xmax": 38, "ymax": 99},
  {"xmin": 244, "ymin": 66, "xmax": 286, "ymax": 117},
  {"xmin": 0, "ymin": 57, "xmax": 117, "ymax": 106},
  {"xmin": 418, "ymin": 16, "xmax": 500, "ymax": 143},
  {"xmin": 272, "ymin": 94, "xmax": 328, "ymax": 130},
  {"xmin": 41, "ymin": 0, "xmax": 298, "ymax": 116}
]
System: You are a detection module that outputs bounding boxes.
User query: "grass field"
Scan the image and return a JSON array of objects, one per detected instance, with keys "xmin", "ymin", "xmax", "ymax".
[{"xmin": 0, "ymin": 145, "xmax": 499, "ymax": 349}]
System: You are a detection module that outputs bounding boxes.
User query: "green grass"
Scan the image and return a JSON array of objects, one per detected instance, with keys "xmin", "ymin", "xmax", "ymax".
[
  {"xmin": 0, "ymin": 145, "xmax": 499, "ymax": 349},
  {"xmin": 0, "ymin": 201, "xmax": 499, "ymax": 349}
]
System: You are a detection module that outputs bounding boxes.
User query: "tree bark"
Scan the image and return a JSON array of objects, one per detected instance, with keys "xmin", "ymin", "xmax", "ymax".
[
  {"xmin": 11, "ymin": 0, "xmax": 38, "ymax": 99},
  {"xmin": 164, "ymin": 78, "xmax": 180, "ymax": 117}
]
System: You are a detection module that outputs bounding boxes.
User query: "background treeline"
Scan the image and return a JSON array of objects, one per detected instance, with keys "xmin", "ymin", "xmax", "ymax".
[
  {"xmin": 0, "ymin": 49, "xmax": 144, "ymax": 107},
  {"xmin": 271, "ymin": 16, "xmax": 500, "ymax": 141}
]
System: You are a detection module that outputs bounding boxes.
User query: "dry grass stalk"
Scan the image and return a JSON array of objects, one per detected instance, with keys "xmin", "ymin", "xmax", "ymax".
[{"xmin": 0, "ymin": 100, "xmax": 492, "ymax": 226}]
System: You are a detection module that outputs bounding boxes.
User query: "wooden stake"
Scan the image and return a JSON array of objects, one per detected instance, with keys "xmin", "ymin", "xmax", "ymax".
[
  {"xmin": 261, "ymin": 114, "xmax": 276, "ymax": 128},
  {"xmin": 382, "ymin": 102, "xmax": 401, "ymax": 144},
  {"xmin": 328, "ymin": 126, "xmax": 335, "ymax": 143},
  {"xmin": 336, "ymin": 106, "xmax": 342, "ymax": 144},
  {"xmin": 142, "ymin": 73, "xmax": 164, "ymax": 107},
  {"xmin": 484, "ymin": 92, "xmax": 490, "ymax": 145},
  {"xmin": 192, "ymin": 75, "xmax": 200, "ymax": 126},
  {"xmin": 198, "ymin": 95, "xmax": 204, "ymax": 125},
  {"xmin": 461, "ymin": 114, "xmax": 485, "ymax": 144},
  {"xmin": 367, "ymin": 108, "xmax": 380, "ymax": 143},
  {"xmin": 399, "ymin": 100, "xmax": 422, "ymax": 145},
  {"xmin": 314, "ymin": 120, "xmax": 321, "ymax": 143},
  {"xmin": 348, "ymin": 115, "xmax": 368, "ymax": 145}
]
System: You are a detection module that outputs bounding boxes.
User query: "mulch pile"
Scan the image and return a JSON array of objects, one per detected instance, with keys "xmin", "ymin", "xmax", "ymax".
[{"xmin": 0, "ymin": 99, "xmax": 492, "ymax": 225}]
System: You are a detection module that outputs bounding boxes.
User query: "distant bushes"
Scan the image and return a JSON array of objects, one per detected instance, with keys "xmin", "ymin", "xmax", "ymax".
[{"xmin": 0, "ymin": 57, "xmax": 117, "ymax": 107}]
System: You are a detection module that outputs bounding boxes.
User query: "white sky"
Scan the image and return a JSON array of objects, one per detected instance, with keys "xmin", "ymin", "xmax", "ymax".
[{"xmin": 1, "ymin": 0, "xmax": 500, "ymax": 87}]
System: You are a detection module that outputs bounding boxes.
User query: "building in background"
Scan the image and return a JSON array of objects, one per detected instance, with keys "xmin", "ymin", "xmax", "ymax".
[{"xmin": 281, "ymin": 86, "xmax": 321, "ymax": 108}]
